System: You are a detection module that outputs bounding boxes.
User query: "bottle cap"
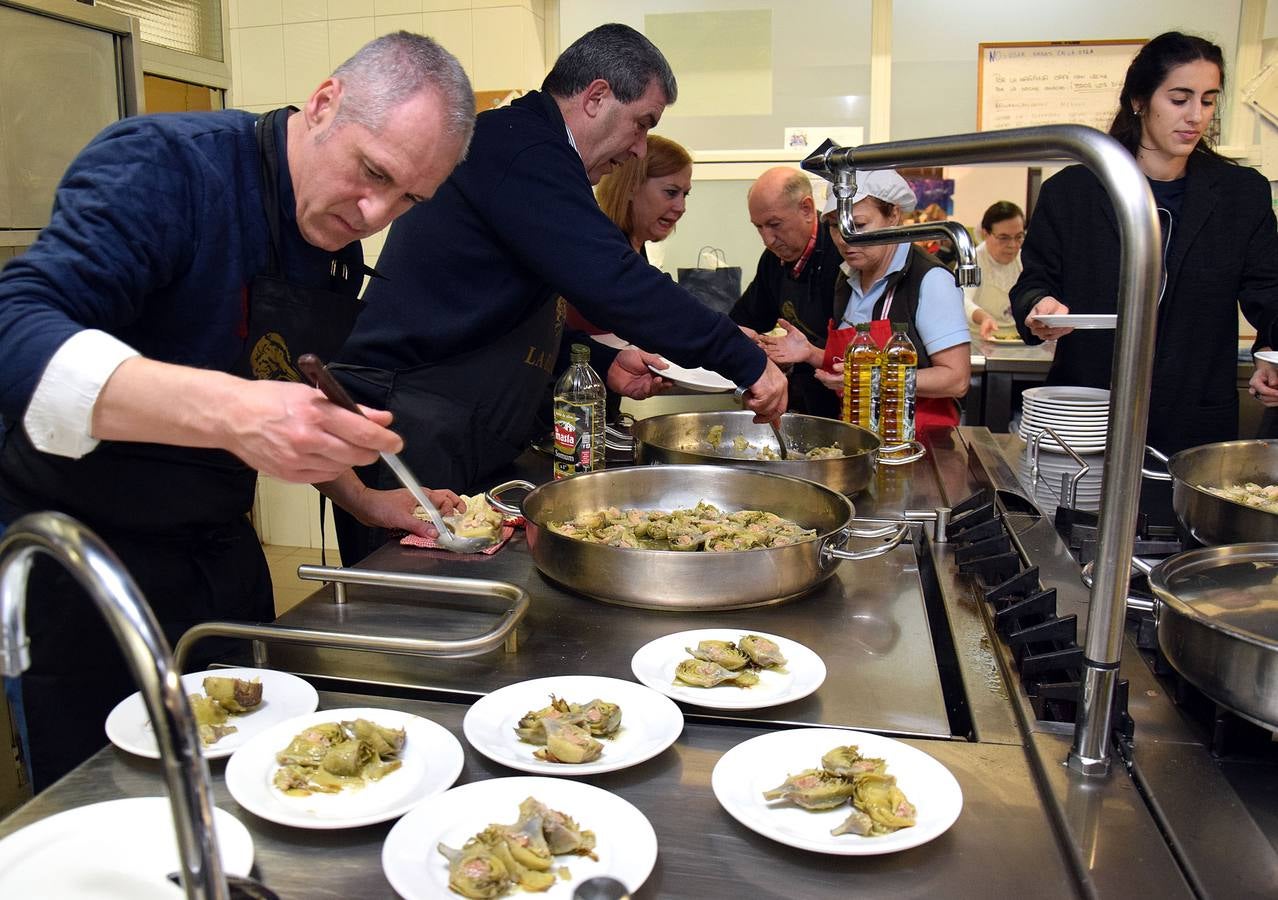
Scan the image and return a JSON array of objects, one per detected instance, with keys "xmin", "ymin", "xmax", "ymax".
[
  {"xmin": 891, "ymin": 321, "xmax": 908, "ymax": 333},
  {"xmin": 570, "ymin": 343, "xmax": 591, "ymax": 362},
  {"xmin": 854, "ymin": 322, "xmax": 871, "ymax": 332}
]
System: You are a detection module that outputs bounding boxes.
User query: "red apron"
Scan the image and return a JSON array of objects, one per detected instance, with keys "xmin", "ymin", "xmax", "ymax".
[{"xmin": 820, "ymin": 286, "xmax": 960, "ymax": 429}]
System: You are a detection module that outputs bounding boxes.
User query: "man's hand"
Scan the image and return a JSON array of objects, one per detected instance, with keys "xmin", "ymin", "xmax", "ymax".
[
  {"xmin": 1025, "ymin": 296, "xmax": 1073, "ymax": 341},
  {"xmin": 758, "ymin": 319, "xmax": 819, "ymax": 367},
  {"xmin": 607, "ymin": 348, "xmax": 670, "ymax": 400},
  {"xmin": 1251, "ymin": 354, "xmax": 1278, "ymax": 408},
  {"xmin": 225, "ymin": 380, "xmax": 405, "ymax": 483},
  {"xmin": 743, "ymin": 359, "xmax": 788, "ymax": 422},
  {"xmin": 319, "ymin": 471, "xmax": 462, "ymax": 539},
  {"xmin": 91, "ymin": 359, "xmax": 404, "ymax": 484}
]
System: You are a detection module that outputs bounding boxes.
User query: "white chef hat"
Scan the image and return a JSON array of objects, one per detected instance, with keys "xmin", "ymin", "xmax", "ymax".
[{"xmin": 820, "ymin": 170, "xmax": 918, "ymax": 217}]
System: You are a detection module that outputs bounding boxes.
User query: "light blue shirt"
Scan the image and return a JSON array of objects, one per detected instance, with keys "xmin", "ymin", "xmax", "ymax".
[{"xmin": 837, "ymin": 244, "xmax": 970, "ymax": 356}]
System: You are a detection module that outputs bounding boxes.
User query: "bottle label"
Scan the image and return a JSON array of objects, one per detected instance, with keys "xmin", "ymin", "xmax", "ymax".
[{"xmin": 553, "ymin": 400, "xmax": 596, "ymax": 478}]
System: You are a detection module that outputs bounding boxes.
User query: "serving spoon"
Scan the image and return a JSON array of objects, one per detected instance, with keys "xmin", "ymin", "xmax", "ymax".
[{"xmin": 296, "ymin": 354, "xmax": 496, "ymax": 553}]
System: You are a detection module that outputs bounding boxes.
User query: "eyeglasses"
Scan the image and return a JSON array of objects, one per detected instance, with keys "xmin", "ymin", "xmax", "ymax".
[{"xmin": 991, "ymin": 232, "xmax": 1026, "ymax": 244}]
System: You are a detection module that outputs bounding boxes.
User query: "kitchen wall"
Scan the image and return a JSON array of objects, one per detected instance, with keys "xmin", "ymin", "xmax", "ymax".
[{"xmin": 229, "ymin": 0, "xmax": 554, "ymax": 547}]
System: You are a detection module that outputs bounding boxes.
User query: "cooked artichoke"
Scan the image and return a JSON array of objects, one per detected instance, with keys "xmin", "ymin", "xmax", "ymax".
[
  {"xmin": 574, "ymin": 699, "xmax": 622, "ymax": 738},
  {"xmin": 820, "ymin": 745, "xmax": 885, "ymax": 779},
  {"xmin": 830, "ymin": 807, "xmax": 875, "ymax": 836},
  {"xmin": 514, "ymin": 696, "xmax": 581, "ymax": 746},
  {"xmin": 202, "ymin": 676, "xmax": 262, "ymax": 713},
  {"xmin": 534, "ymin": 718, "xmax": 603, "ymax": 764},
  {"xmin": 272, "ymin": 719, "xmax": 405, "ymax": 797},
  {"xmin": 763, "ymin": 326, "xmax": 788, "ymax": 337},
  {"xmin": 437, "ymin": 493, "xmax": 505, "ymax": 540},
  {"xmin": 342, "ymin": 718, "xmax": 405, "ymax": 758},
  {"xmin": 852, "ymin": 773, "xmax": 917, "ymax": 834},
  {"xmin": 687, "ymin": 639, "xmax": 749, "ymax": 671},
  {"xmin": 739, "ymin": 634, "xmax": 787, "ymax": 669},
  {"xmin": 438, "ymin": 843, "xmax": 511, "ymax": 899},
  {"xmin": 473, "ymin": 828, "xmax": 556, "ymax": 892},
  {"xmin": 762, "ymin": 768, "xmax": 857, "ymax": 810},
  {"xmin": 518, "ymin": 797, "xmax": 596, "ymax": 857},
  {"xmin": 674, "ymin": 658, "xmax": 760, "ymax": 688}
]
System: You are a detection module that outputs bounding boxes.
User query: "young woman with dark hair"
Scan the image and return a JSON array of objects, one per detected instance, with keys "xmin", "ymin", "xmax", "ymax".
[{"xmin": 1011, "ymin": 31, "xmax": 1278, "ymax": 498}]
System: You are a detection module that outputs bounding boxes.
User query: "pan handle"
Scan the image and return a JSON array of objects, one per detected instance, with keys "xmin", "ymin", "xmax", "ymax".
[
  {"xmin": 823, "ymin": 522, "xmax": 911, "ymax": 561},
  {"xmin": 485, "ymin": 480, "xmax": 536, "ymax": 517},
  {"xmin": 876, "ymin": 441, "xmax": 926, "ymax": 466},
  {"xmin": 1141, "ymin": 445, "xmax": 1173, "ymax": 482}
]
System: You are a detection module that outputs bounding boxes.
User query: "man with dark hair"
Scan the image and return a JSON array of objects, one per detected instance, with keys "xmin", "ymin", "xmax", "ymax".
[
  {"xmin": 731, "ymin": 167, "xmax": 842, "ymax": 414},
  {"xmin": 965, "ymin": 201, "xmax": 1025, "ymax": 340},
  {"xmin": 0, "ymin": 31, "xmax": 474, "ymax": 789},
  {"xmin": 332, "ymin": 23, "xmax": 787, "ymax": 563}
]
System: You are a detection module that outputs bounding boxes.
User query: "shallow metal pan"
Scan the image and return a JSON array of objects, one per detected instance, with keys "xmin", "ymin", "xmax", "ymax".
[
  {"xmin": 631, "ymin": 410, "xmax": 923, "ymax": 496},
  {"xmin": 488, "ymin": 465, "xmax": 910, "ymax": 610},
  {"xmin": 1149, "ymin": 542, "xmax": 1278, "ymax": 730},
  {"xmin": 1144, "ymin": 440, "xmax": 1278, "ymax": 545}
]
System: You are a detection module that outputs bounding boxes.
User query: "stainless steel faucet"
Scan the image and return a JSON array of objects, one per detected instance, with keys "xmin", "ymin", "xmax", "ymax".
[
  {"xmin": 0, "ymin": 512, "xmax": 228, "ymax": 899},
  {"xmin": 807, "ymin": 153, "xmax": 981, "ymax": 288},
  {"xmin": 803, "ymin": 125, "xmax": 1162, "ymax": 776}
]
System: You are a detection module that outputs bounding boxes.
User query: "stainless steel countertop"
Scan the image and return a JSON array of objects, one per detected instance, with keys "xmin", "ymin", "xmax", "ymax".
[
  {"xmin": 261, "ymin": 454, "xmax": 958, "ymax": 739},
  {"xmin": 0, "ymin": 690, "xmax": 1081, "ymax": 899}
]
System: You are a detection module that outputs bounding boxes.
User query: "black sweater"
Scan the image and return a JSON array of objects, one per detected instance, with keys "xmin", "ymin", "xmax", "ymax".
[
  {"xmin": 339, "ymin": 91, "xmax": 765, "ymax": 388},
  {"xmin": 1011, "ymin": 154, "xmax": 1278, "ymax": 454}
]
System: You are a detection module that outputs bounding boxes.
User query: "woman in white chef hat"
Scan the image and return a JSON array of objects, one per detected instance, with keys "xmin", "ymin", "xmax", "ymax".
[{"xmin": 763, "ymin": 169, "xmax": 970, "ymax": 425}]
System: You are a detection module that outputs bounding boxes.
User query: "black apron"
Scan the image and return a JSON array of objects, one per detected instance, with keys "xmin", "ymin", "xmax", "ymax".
[
  {"xmin": 331, "ymin": 294, "xmax": 566, "ymax": 565},
  {"xmin": 0, "ymin": 106, "xmax": 363, "ymax": 791}
]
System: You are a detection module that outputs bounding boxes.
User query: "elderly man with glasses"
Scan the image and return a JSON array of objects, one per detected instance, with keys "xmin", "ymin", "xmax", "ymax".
[{"xmin": 965, "ymin": 201, "xmax": 1026, "ymax": 341}]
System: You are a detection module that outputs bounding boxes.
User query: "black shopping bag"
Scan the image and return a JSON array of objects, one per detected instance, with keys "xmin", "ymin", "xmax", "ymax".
[{"xmin": 677, "ymin": 246, "xmax": 741, "ymax": 316}]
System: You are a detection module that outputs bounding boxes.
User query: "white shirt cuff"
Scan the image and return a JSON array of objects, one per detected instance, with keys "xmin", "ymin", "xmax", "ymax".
[{"xmin": 23, "ymin": 330, "xmax": 140, "ymax": 458}]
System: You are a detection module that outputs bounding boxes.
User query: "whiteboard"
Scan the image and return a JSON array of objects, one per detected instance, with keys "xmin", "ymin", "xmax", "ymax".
[{"xmin": 977, "ymin": 40, "xmax": 1144, "ymax": 132}]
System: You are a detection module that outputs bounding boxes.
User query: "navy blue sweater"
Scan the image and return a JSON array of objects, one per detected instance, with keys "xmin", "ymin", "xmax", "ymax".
[
  {"xmin": 338, "ymin": 91, "xmax": 765, "ymax": 387},
  {"xmin": 0, "ymin": 110, "xmax": 361, "ymax": 420}
]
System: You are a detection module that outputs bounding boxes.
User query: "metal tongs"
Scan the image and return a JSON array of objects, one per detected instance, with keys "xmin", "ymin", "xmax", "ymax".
[{"xmin": 296, "ymin": 354, "xmax": 496, "ymax": 553}]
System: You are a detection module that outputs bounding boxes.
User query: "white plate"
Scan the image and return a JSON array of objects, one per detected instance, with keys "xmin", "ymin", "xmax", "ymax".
[
  {"xmin": 225, "ymin": 706, "xmax": 463, "ymax": 829},
  {"xmin": 1030, "ymin": 314, "xmax": 1117, "ymax": 329},
  {"xmin": 589, "ymin": 332, "xmax": 631, "ymax": 351},
  {"xmin": 0, "ymin": 797, "xmax": 253, "ymax": 898},
  {"xmin": 630, "ymin": 628, "xmax": 825, "ymax": 710},
  {"xmin": 1022, "ymin": 386, "xmax": 1110, "ymax": 407},
  {"xmin": 647, "ymin": 358, "xmax": 736, "ymax": 393},
  {"xmin": 712, "ymin": 727, "xmax": 962, "ymax": 856},
  {"xmin": 382, "ymin": 776, "xmax": 657, "ymax": 900},
  {"xmin": 463, "ymin": 675, "xmax": 682, "ymax": 776},
  {"xmin": 105, "ymin": 668, "xmax": 319, "ymax": 760},
  {"xmin": 1020, "ymin": 415, "xmax": 1108, "ymax": 433},
  {"xmin": 1018, "ymin": 431, "xmax": 1107, "ymax": 454}
]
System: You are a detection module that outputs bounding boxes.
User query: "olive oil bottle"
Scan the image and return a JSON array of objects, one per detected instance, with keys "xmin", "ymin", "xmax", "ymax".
[
  {"xmin": 842, "ymin": 322, "xmax": 880, "ymax": 431},
  {"xmin": 879, "ymin": 323, "xmax": 917, "ymax": 445},
  {"xmin": 552, "ymin": 343, "xmax": 606, "ymax": 479}
]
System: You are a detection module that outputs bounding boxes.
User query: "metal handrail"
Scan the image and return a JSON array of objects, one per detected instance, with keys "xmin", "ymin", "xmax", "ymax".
[
  {"xmin": 174, "ymin": 567, "xmax": 528, "ymax": 670},
  {"xmin": 805, "ymin": 124, "xmax": 1161, "ymax": 776}
]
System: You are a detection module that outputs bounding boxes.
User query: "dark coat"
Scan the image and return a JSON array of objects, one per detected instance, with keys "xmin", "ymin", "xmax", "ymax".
[
  {"xmin": 1011, "ymin": 154, "xmax": 1278, "ymax": 455},
  {"xmin": 731, "ymin": 224, "xmax": 842, "ymax": 413}
]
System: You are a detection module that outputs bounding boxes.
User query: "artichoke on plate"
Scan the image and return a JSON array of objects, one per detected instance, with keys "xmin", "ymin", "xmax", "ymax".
[
  {"xmin": 202, "ymin": 675, "xmax": 263, "ymax": 713},
  {"xmin": 762, "ymin": 768, "xmax": 857, "ymax": 810},
  {"xmin": 674, "ymin": 658, "xmax": 759, "ymax": 688},
  {"xmin": 534, "ymin": 717, "xmax": 603, "ymax": 764},
  {"xmin": 739, "ymin": 634, "xmax": 787, "ymax": 669},
  {"xmin": 438, "ymin": 843, "xmax": 511, "ymax": 899},
  {"xmin": 686, "ymin": 639, "xmax": 749, "ymax": 671}
]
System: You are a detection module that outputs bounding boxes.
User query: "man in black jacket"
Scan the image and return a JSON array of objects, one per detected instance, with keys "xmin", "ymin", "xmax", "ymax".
[
  {"xmin": 332, "ymin": 24, "xmax": 787, "ymax": 564},
  {"xmin": 731, "ymin": 167, "xmax": 841, "ymax": 414}
]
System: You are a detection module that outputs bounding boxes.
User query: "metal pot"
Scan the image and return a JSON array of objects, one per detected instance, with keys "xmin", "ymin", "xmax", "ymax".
[
  {"xmin": 631, "ymin": 410, "xmax": 923, "ymax": 496},
  {"xmin": 487, "ymin": 465, "xmax": 909, "ymax": 610},
  {"xmin": 1149, "ymin": 542, "xmax": 1278, "ymax": 730},
  {"xmin": 1144, "ymin": 440, "xmax": 1278, "ymax": 545}
]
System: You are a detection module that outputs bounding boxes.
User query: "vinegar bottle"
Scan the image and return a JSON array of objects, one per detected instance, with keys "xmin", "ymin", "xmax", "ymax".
[
  {"xmin": 552, "ymin": 343, "xmax": 606, "ymax": 479},
  {"xmin": 842, "ymin": 322, "xmax": 880, "ymax": 431},
  {"xmin": 879, "ymin": 323, "xmax": 918, "ymax": 445}
]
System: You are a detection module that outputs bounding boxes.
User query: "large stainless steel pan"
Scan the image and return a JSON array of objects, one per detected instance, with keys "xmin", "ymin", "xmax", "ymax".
[
  {"xmin": 488, "ymin": 465, "xmax": 910, "ymax": 610},
  {"xmin": 1144, "ymin": 440, "xmax": 1278, "ymax": 545},
  {"xmin": 631, "ymin": 410, "xmax": 923, "ymax": 496},
  {"xmin": 1149, "ymin": 543, "xmax": 1278, "ymax": 730}
]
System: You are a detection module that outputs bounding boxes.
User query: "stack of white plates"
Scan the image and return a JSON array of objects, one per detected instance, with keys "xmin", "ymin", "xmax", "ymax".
[
  {"xmin": 1017, "ymin": 386, "xmax": 1110, "ymax": 455},
  {"xmin": 1016, "ymin": 448, "xmax": 1105, "ymax": 511}
]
